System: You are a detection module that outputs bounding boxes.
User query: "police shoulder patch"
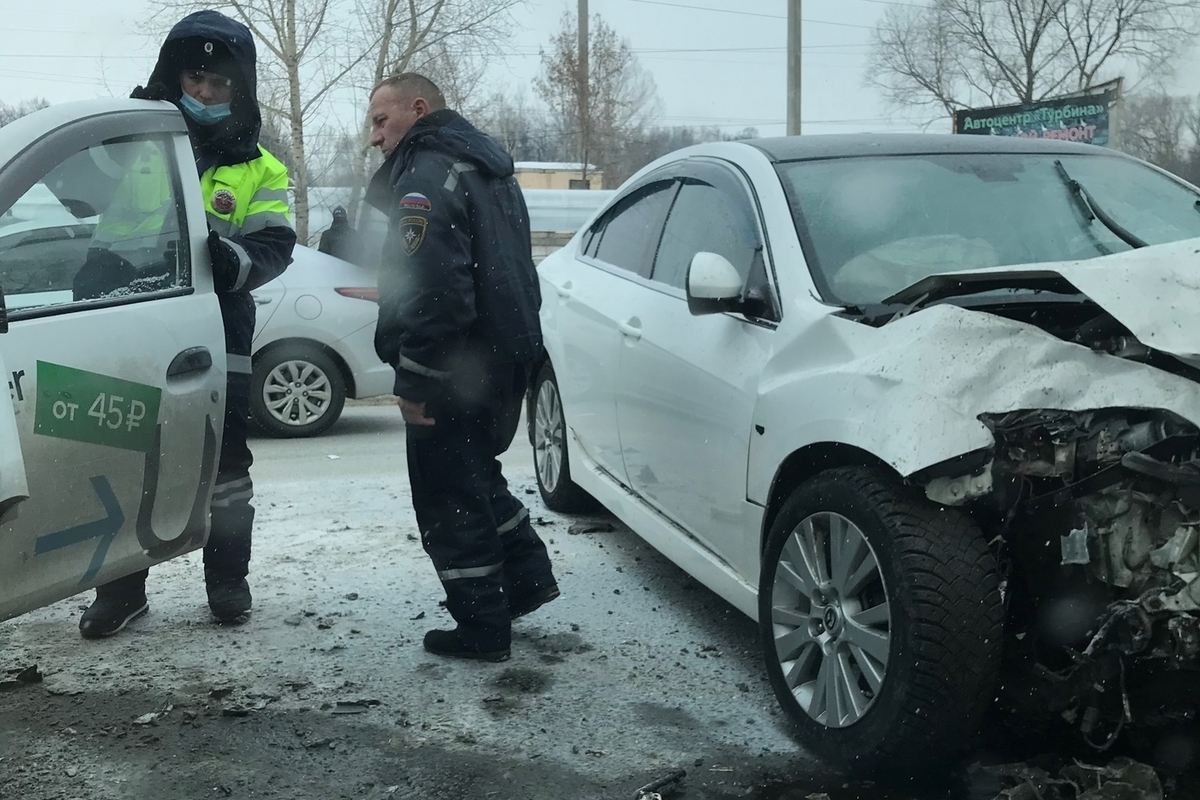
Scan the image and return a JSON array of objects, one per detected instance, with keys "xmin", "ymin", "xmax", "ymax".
[
  {"xmin": 400, "ymin": 192, "xmax": 432, "ymax": 212},
  {"xmin": 211, "ymin": 189, "xmax": 236, "ymax": 215}
]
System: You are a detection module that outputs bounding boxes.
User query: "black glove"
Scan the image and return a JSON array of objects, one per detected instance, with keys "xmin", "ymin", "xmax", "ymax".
[
  {"xmin": 130, "ymin": 83, "xmax": 170, "ymax": 101},
  {"xmin": 73, "ymin": 248, "xmax": 136, "ymax": 302},
  {"xmin": 207, "ymin": 230, "xmax": 241, "ymax": 292}
]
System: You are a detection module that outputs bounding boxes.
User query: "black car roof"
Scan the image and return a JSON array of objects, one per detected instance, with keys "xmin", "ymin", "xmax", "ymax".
[{"xmin": 747, "ymin": 133, "xmax": 1118, "ymax": 162}]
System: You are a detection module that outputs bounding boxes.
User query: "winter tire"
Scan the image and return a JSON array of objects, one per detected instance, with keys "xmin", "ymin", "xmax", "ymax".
[
  {"xmin": 250, "ymin": 343, "xmax": 346, "ymax": 438},
  {"xmin": 531, "ymin": 363, "xmax": 594, "ymax": 513},
  {"xmin": 759, "ymin": 466, "xmax": 1004, "ymax": 773}
]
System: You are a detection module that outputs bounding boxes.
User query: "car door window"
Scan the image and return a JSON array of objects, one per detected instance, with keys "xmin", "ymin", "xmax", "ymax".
[
  {"xmin": 653, "ymin": 177, "xmax": 761, "ymax": 291},
  {"xmin": 590, "ymin": 179, "xmax": 677, "ymax": 278},
  {"xmin": 0, "ymin": 135, "xmax": 188, "ymax": 314}
]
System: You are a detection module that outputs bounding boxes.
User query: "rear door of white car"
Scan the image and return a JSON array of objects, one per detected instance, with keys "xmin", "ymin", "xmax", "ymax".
[
  {"xmin": 540, "ymin": 175, "xmax": 678, "ymax": 481},
  {"xmin": 614, "ymin": 159, "xmax": 778, "ymax": 579},
  {"xmin": 0, "ymin": 101, "xmax": 226, "ymax": 621}
]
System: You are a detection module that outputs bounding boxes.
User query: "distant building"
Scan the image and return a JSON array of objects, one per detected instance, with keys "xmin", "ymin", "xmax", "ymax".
[{"xmin": 513, "ymin": 162, "xmax": 603, "ymax": 191}]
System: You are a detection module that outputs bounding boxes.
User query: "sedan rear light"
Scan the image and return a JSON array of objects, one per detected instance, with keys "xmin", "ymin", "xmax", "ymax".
[{"xmin": 335, "ymin": 287, "xmax": 379, "ymax": 302}]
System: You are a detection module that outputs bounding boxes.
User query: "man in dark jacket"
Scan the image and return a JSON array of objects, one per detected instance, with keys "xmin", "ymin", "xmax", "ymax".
[
  {"xmin": 318, "ymin": 205, "xmax": 357, "ymax": 262},
  {"xmin": 365, "ymin": 73, "xmax": 558, "ymax": 662},
  {"xmin": 78, "ymin": 10, "xmax": 296, "ymax": 638}
]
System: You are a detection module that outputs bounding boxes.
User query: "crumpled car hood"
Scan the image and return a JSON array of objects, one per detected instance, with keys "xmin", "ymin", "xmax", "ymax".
[{"xmin": 892, "ymin": 237, "xmax": 1200, "ymax": 359}]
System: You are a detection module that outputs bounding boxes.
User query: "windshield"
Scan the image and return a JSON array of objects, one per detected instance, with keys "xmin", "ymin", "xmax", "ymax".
[{"xmin": 777, "ymin": 153, "xmax": 1200, "ymax": 305}]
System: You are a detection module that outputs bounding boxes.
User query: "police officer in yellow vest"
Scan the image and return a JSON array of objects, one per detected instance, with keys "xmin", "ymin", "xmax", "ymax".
[{"xmin": 79, "ymin": 10, "xmax": 296, "ymax": 638}]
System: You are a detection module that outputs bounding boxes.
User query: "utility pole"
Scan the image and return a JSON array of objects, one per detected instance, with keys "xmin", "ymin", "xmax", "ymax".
[
  {"xmin": 787, "ymin": 0, "xmax": 802, "ymax": 136},
  {"xmin": 579, "ymin": 0, "xmax": 590, "ymax": 187}
]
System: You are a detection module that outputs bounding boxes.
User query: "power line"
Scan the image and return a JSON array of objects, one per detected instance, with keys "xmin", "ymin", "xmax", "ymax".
[{"xmin": 624, "ymin": 0, "xmax": 878, "ymax": 29}]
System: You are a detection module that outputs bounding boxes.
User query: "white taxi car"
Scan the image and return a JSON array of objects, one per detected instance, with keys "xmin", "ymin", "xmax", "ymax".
[
  {"xmin": 1, "ymin": 99, "xmax": 229, "ymax": 623},
  {"xmin": 532, "ymin": 134, "xmax": 1200, "ymax": 772}
]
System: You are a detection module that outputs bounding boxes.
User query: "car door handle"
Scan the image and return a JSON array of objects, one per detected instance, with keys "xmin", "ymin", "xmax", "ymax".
[
  {"xmin": 618, "ymin": 318, "xmax": 642, "ymax": 340},
  {"xmin": 167, "ymin": 347, "xmax": 213, "ymax": 378},
  {"xmin": 554, "ymin": 281, "xmax": 573, "ymax": 298},
  {"xmin": 253, "ymin": 295, "xmax": 273, "ymax": 306}
]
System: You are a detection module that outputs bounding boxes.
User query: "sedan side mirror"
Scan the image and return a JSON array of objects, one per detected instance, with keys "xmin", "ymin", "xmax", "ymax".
[{"xmin": 687, "ymin": 251, "xmax": 743, "ymax": 316}]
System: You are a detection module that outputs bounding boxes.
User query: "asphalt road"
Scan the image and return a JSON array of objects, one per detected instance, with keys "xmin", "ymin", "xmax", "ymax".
[
  {"xmin": 14, "ymin": 403, "xmax": 1169, "ymax": 800},
  {"xmin": 2, "ymin": 403, "xmax": 854, "ymax": 800}
]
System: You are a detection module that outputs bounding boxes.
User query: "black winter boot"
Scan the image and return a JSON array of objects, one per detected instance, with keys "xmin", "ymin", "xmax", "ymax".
[
  {"xmin": 509, "ymin": 584, "xmax": 560, "ymax": 620},
  {"xmin": 79, "ymin": 590, "xmax": 148, "ymax": 639},
  {"xmin": 423, "ymin": 628, "xmax": 510, "ymax": 662},
  {"xmin": 207, "ymin": 578, "xmax": 252, "ymax": 622}
]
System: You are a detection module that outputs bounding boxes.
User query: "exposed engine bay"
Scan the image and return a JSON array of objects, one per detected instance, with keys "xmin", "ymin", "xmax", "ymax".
[{"xmin": 915, "ymin": 298, "xmax": 1200, "ymax": 764}]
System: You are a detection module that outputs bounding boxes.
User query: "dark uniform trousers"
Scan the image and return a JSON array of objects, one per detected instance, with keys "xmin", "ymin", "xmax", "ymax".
[
  {"xmin": 98, "ymin": 294, "xmax": 256, "ymax": 599},
  {"xmin": 407, "ymin": 362, "xmax": 555, "ymax": 649}
]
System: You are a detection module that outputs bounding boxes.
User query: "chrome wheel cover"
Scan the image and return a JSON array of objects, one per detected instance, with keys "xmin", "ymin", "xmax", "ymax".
[
  {"xmin": 769, "ymin": 512, "xmax": 892, "ymax": 728},
  {"xmin": 262, "ymin": 359, "xmax": 333, "ymax": 428}
]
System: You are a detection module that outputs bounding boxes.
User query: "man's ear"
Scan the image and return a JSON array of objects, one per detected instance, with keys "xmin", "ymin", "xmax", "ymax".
[{"xmin": 413, "ymin": 97, "xmax": 430, "ymax": 117}]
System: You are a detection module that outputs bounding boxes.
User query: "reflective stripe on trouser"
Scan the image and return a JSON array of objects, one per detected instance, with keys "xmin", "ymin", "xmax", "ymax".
[
  {"xmin": 407, "ymin": 363, "xmax": 555, "ymax": 647},
  {"xmin": 205, "ymin": 291, "xmax": 257, "ymax": 584}
]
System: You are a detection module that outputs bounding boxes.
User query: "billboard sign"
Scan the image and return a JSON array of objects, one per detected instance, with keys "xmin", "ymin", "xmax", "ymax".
[{"xmin": 952, "ymin": 80, "xmax": 1122, "ymax": 147}]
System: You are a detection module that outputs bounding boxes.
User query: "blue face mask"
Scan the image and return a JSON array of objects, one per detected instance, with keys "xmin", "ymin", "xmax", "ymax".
[{"xmin": 179, "ymin": 92, "xmax": 232, "ymax": 125}]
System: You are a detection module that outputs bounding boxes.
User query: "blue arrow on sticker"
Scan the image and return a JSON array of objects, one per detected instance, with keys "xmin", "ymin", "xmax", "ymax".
[{"xmin": 35, "ymin": 476, "xmax": 124, "ymax": 583}]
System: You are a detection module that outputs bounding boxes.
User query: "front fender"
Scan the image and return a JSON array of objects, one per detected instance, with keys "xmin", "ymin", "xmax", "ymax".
[
  {"xmin": 748, "ymin": 373, "xmax": 993, "ymax": 504},
  {"xmin": 748, "ymin": 304, "xmax": 1200, "ymax": 505}
]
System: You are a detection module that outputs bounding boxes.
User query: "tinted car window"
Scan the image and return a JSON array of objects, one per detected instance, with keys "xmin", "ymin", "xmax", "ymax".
[
  {"xmin": 0, "ymin": 135, "xmax": 188, "ymax": 313},
  {"xmin": 654, "ymin": 178, "xmax": 760, "ymax": 291},
  {"xmin": 591, "ymin": 179, "xmax": 677, "ymax": 278},
  {"xmin": 776, "ymin": 152, "xmax": 1200, "ymax": 305}
]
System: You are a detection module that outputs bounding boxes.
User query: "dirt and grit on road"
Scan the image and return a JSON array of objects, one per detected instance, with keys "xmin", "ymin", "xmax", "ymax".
[{"xmin": 2, "ymin": 405, "xmax": 1195, "ymax": 800}]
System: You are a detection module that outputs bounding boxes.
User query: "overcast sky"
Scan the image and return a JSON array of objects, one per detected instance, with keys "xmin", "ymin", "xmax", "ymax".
[{"xmin": 2, "ymin": 0, "xmax": 1198, "ymax": 139}]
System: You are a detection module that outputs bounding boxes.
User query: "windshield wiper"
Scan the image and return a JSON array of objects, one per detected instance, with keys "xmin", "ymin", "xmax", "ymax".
[{"xmin": 1054, "ymin": 160, "xmax": 1147, "ymax": 249}]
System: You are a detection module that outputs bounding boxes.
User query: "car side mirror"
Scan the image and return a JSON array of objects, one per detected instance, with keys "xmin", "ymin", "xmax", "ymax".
[{"xmin": 686, "ymin": 251, "xmax": 743, "ymax": 316}]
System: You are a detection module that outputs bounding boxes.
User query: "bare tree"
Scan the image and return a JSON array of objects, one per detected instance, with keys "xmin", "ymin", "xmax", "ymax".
[
  {"xmin": 534, "ymin": 11, "xmax": 660, "ymax": 188},
  {"xmin": 342, "ymin": 0, "xmax": 519, "ymax": 224},
  {"xmin": 476, "ymin": 90, "xmax": 567, "ymax": 162},
  {"xmin": 869, "ymin": 0, "xmax": 1200, "ymax": 119},
  {"xmin": 0, "ymin": 98, "xmax": 50, "ymax": 127},
  {"xmin": 1118, "ymin": 91, "xmax": 1199, "ymax": 175}
]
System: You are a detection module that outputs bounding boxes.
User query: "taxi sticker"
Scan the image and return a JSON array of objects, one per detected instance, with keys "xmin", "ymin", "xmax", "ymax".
[{"xmin": 33, "ymin": 362, "xmax": 162, "ymax": 452}]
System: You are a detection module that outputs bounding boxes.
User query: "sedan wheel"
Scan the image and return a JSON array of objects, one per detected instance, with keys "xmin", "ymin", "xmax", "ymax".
[
  {"xmin": 759, "ymin": 466, "xmax": 1003, "ymax": 772},
  {"xmin": 534, "ymin": 379, "xmax": 564, "ymax": 494},
  {"xmin": 251, "ymin": 344, "xmax": 346, "ymax": 438},
  {"xmin": 771, "ymin": 512, "xmax": 890, "ymax": 728},
  {"xmin": 531, "ymin": 363, "xmax": 594, "ymax": 513}
]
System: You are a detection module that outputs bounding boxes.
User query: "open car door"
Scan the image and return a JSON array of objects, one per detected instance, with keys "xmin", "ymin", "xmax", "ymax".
[{"xmin": 0, "ymin": 99, "xmax": 226, "ymax": 622}]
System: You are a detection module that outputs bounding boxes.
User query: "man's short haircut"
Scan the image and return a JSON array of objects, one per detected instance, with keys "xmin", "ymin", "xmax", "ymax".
[{"xmin": 371, "ymin": 73, "xmax": 447, "ymax": 109}]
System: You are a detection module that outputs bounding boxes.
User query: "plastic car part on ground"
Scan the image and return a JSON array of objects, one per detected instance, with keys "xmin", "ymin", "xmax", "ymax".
[{"xmin": 978, "ymin": 757, "xmax": 1164, "ymax": 800}]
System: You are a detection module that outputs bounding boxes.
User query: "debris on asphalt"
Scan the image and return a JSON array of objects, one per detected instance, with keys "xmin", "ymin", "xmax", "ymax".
[
  {"xmin": 978, "ymin": 756, "xmax": 1163, "ymax": 800},
  {"xmin": 133, "ymin": 704, "xmax": 172, "ymax": 726},
  {"xmin": 634, "ymin": 768, "xmax": 686, "ymax": 799},
  {"xmin": 331, "ymin": 699, "xmax": 380, "ymax": 715},
  {"xmin": 568, "ymin": 521, "xmax": 614, "ymax": 536},
  {"xmin": 410, "ymin": 611, "xmax": 426, "ymax": 620},
  {"xmin": 0, "ymin": 665, "xmax": 43, "ymax": 691}
]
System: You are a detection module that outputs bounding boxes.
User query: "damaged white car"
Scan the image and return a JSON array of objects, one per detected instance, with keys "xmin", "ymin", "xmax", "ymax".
[{"xmin": 531, "ymin": 135, "xmax": 1200, "ymax": 773}]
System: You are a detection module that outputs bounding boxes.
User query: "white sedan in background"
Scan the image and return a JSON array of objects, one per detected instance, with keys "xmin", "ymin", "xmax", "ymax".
[
  {"xmin": 531, "ymin": 133, "xmax": 1200, "ymax": 774},
  {"xmin": 0, "ymin": 207, "xmax": 390, "ymax": 438},
  {"xmin": 249, "ymin": 246, "xmax": 389, "ymax": 438}
]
